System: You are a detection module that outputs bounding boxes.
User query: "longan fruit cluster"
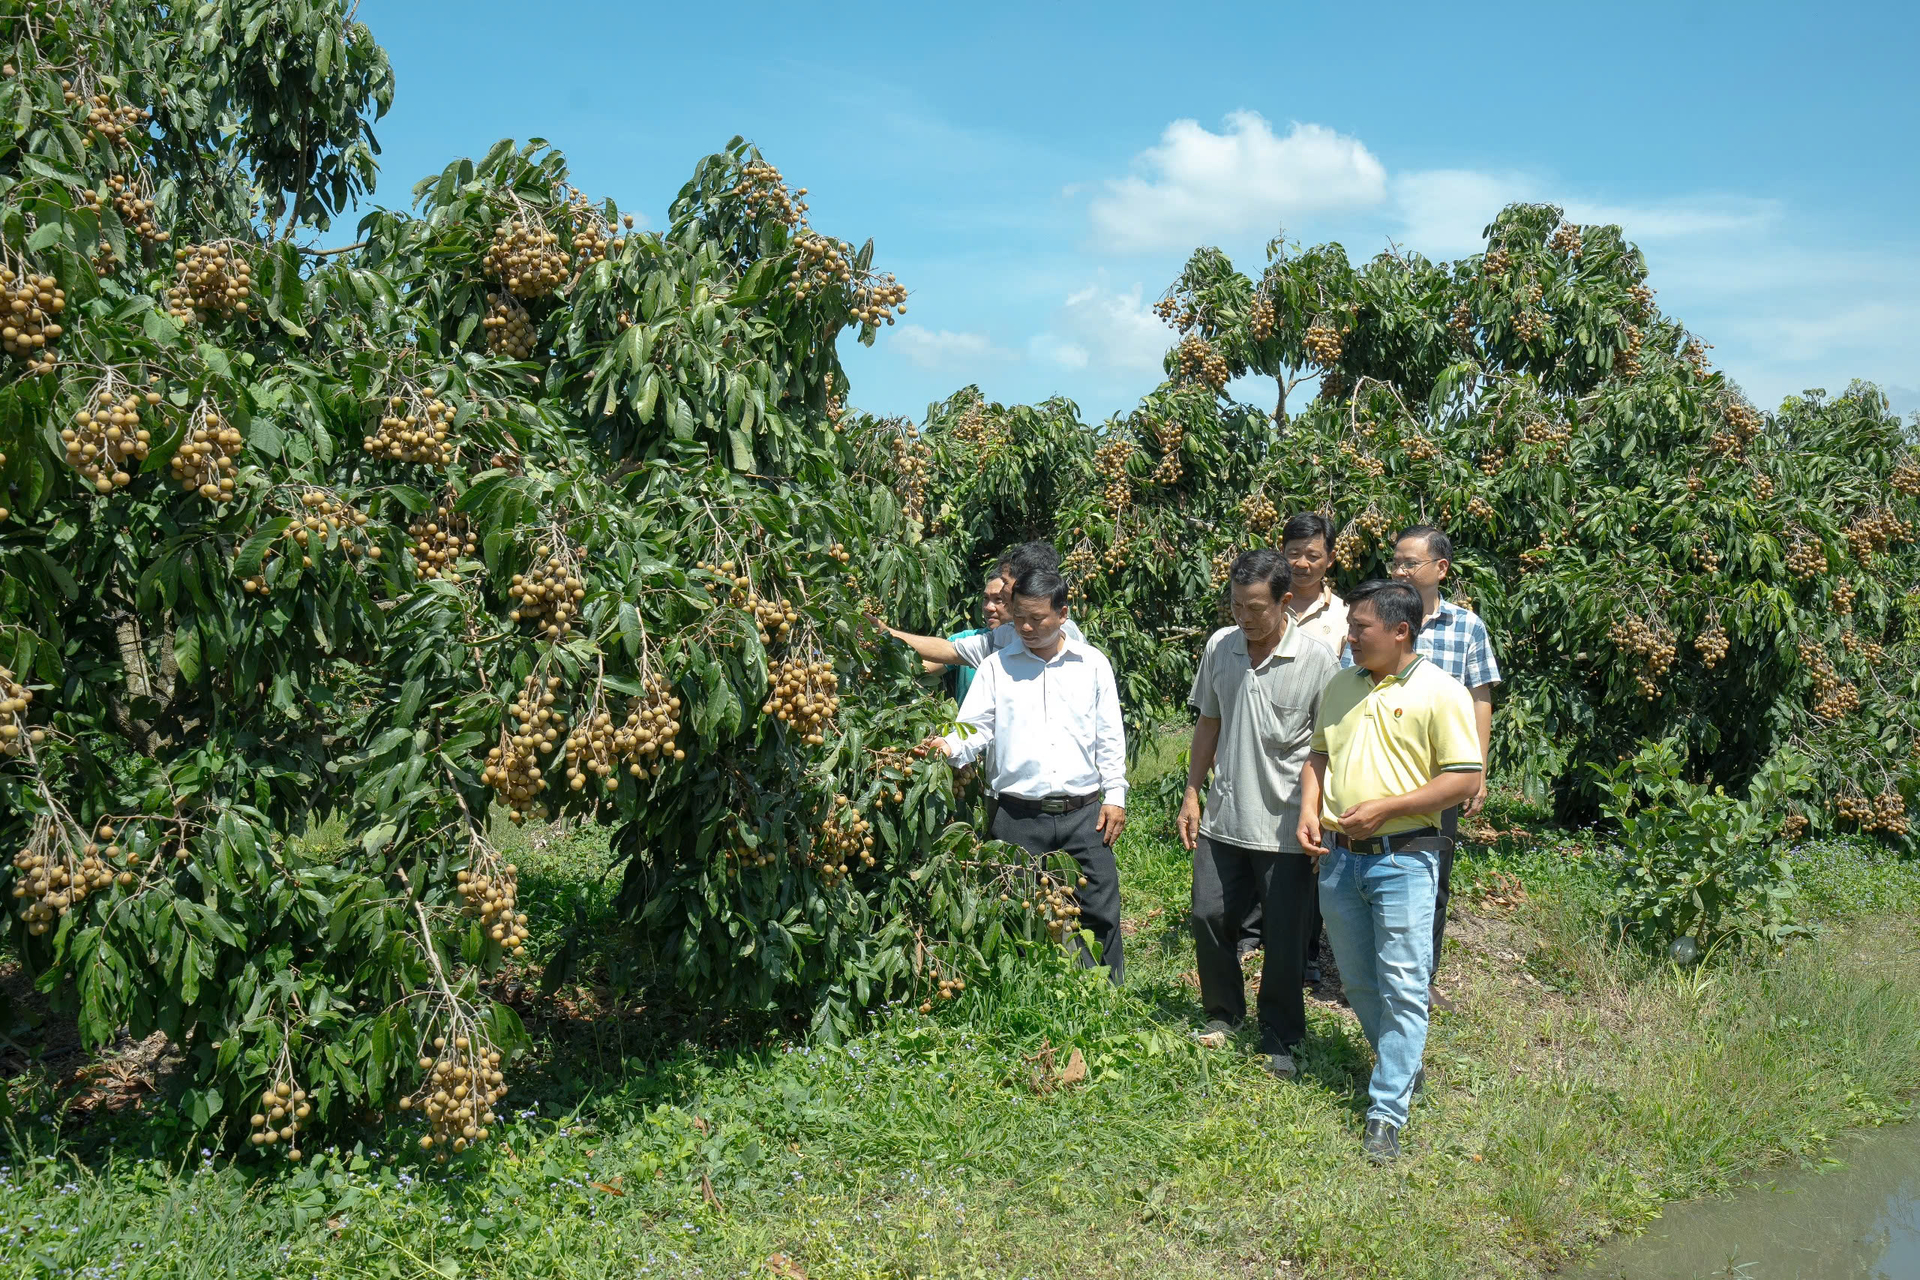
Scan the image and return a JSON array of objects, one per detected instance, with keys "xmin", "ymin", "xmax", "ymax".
[
  {"xmin": 1522, "ymin": 416, "xmax": 1570, "ymax": 446},
  {"xmin": 889, "ymin": 433, "xmax": 931, "ymax": 523},
  {"xmin": 1786, "ymin": 537, "xmax": 1827, "ymax": 581},
  {"xmin": 365, "ymin": 393, "xmax": 455, "ymax": 466},
  {"xmin": 66, "ymin": 82, "xmax": 147, "ymax": 149},
  {"xmin": 1149, "ymin": 418, "xmax": 1185, "ymax": 484},
  {"xmin": 2, "ymin": 266, "xmax": 65, "ymax": 374},
  {"xmin": 1682, "ymin": 339, "xmax": 1714, "ymax": 378},
  {"xmin": 1448, "ymin": 302, "xmax": 1474, "ymax": 344},
  {"xmin": 764, "ymin": 657, "xmax": 838, "ymax": 744},
  {"xmin": 1614, "ymin": 323, "xmax": 1644, "ymax": 379},
  {"xmin": 1696, "ymin": 538, "xmax": 1721, "ymax": 574},
  {"xmin": 1249, "ymin": 292, "xmax": 1276, "ymax": 341},
  {"xmin": 1001, "ymin": 871, "xmax": 1084, "ymax": 942},
  {"xmin": 827, "ymin": 542, "xmax": 851, "ymax": 565},
  {"xmin": 1175, "ymin": 334, "xmax": 1229, "ymax": 390},
  {"xmin": 1751, "ymin": 473, "xmax": 1775, "ymax": 502},
  {"xmin": 457, "ymin": 863, "xmax": 529, "ymax": 953},
  {"xmin": 248, "ymin": 1081, "xmax": 310, "ymax": 1158},
  {"xmin": 402, "ymin": 1035, "xmax": 507, "ymax": 1155},
  {"xmin": 697, "ymin": 559, "xmax": 800, "ymax": 644},
  {"xmin": 1478, "ymin": 446, "xmax": 1507, "ymax": 476},
  {"xmin": 483, "ymin": 674, "xmax": 566, "ymax": 823},
  {"xmin": 951, "ymin": 404, "xmax": 1008, "ymax": 453},
  {"xmin": 1723, "ymin": 399, "xmax": 1761, "ymax": 440},
  {"xmin": 1839, "ymin": 630, "xmax": 1885, "ymax": 665},
  {"xmin": 1608, "ymin": 617, "xmax": 1678, "ymax": 698},
  {"xmin": 1340, "ymin": 443, "xmax": 1386, "ymax": 480},
  {"xmin": 409, "ymin": 506, "xmax": 475, "ymax": 579},
  {"xmin": 1209, "ymin": 547, "xmax": 1234, "ymax": 588},
  {"xmin": 1845, "ymin": 509, "xmax": 1907, "ymax": 563},
  {"xmin": 1152, "ymin": 295, "xmax": 1196, "ymax": 331},
  {"xmin": 811, "ymin": 798, "xmax": 874, "ymax": 885},
  {"xmin": 1627, "ymin": 283, "xmax": 1655, "ymax": 318},
  {"xmin": 507, "ymin": 546, "xmax": 585, "ymax": 640},
  {"xmin": 1466, "ymin": 494, "xmax": 1495, "ymax": 522},
  {"xmin": 1835, "ymin": 793, "xmax": 1871, "ymax": 825},
  {"xmin": 1404, "ymin": 435, "xmax": 1440, "ymax": 462},
  {"xmin": 107, "ymin": 174, "xmax": 167, "ymax": 246},
  {"xmin": 11, "ymin": 822, "xmax": 126, "ymax": 936},
  {"xmin": 1482, "ymin": 247, "xmax": 1512, "ymax": 276},
  {"xmin": 1798, "ymin": 638, "xmax": 1859, "ymax": 720},
  {"xmin": 165, "ymin": 242, "xmax": 252, "ymax": 322},
  {"xmin": 917, "ymin": 973, "xmax": 966, "ymax": 1013},
  {"xmin": 730, "ymin": 161, "xmax": 807, "ymax": 226},
  {"xmin": 1334, "ymin": 528, "xmax": 1369, "ymax": 570},
  {"xmin": 1549, "ymin": 221, "xmax": 1583, "ymax": 256},
  {"xmin": 1095, "ymin": 438, "xmax": 1134, "ymax": 512},
  {"xmin": 483, "ymin": 220, "xmax": 568, "ymax": 299},
  {"xmin": 850, "ymin": 274, "xmax": 908, "ymax": 327},
  {"xmin": 1781, "ymin": 814, "xmax": 1809, "ymax": 841},
  {"xmin": 1865, "ymin": 790, "xmax": 1906, "ymax": 834},
  {"xmin": 482, "ymin": 294, "xmax": 536, "ymax": 359},
  {"xmin": 1101, "ymin": 536, "xmax": 1130, "ymax": 573},
  {"xmin": 168, "ymin": 408, "xmax": 243, "ymax": 502},
  {"xmin": 1304, "ymin": 323, "xmax": 1346, "ymax": 366},
  {"xmin": 789, "ymin": 231, "xmax": 852, "ymax": 301},
  {"xmin": 1693, "ymin": 623, "xmax": 1729, "ymax": 668},
  {"xmin": 1064, "ymin": 544, "xmax": 1097, "ymax": 582},
  {"xmin": 267, "ymin": 490, "xmax": 373, "ymax": 575},
  {"xmin": 1831, "ymin": 578, "xmax": 1856, "ymax": 614},
  {"xmin": 0, "ymin": 666, "xmax": 35, "ymax": 756},
  {"xmin": 64, "ymin": 387, "xmax": 158, "ymax": 492},
  {"xmin": 1239, "ymin": 492, "xmax": 1277, "ymax": 533},
  {"xmin": 562, "ymin": 676, "xmax": 685, "ymax": 793},
  {"xmin": 1891, "ymin": 459, "xmax": 1920, "ymax": 498},
  {"xmin": 1512, "ymin": 307, "xmax": 1548, "ymax": 343},
  {"xmin": 561, "ymin": 187, "xmax": 628, "ymax": 270}
]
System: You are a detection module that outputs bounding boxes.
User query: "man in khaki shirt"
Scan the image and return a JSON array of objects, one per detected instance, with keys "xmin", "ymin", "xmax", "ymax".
[{"xmin": 1177, "ymin": 549, "xmax": 1338, "ymax": 1078}]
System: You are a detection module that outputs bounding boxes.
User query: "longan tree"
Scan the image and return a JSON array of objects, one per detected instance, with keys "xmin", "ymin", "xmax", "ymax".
[{"xmin": 0, "ymin": 0, "xmax": 1051, "ymax": 1153}]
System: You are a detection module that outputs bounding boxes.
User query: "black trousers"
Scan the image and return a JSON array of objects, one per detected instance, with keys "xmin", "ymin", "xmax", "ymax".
[
  {"xmin": 1192, "ymin": 835, "xmax": 1314, "ymax": 1053},
  {"xmin": 1238, "ymin": 883, "xmax": 1323, "ymax": 972},
  {"xmin": 1432, "ymin": 806, "xmax": 1460, "ymax": 981},
  {"xmin": 992, "ymin": 804, "xmax": 1123, "ymax": 985}
]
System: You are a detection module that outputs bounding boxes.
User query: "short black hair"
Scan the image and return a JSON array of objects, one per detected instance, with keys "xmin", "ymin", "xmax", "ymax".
[
  {"xmin": 1280, "ymin": 512, "xmax": 1337, "ymax": 550},
  {"xmin": 998, "ymin": 541, "xmax": 1060, "ymax": 580},
  {"xmin": 1228, "ymin": 548, "xmax": 1292, "ymax": 602},
  {"xmin": 1395, "ymin": 524, "xmax": 1453, "ymax": 562},
  {"xmin": 1347, "ymin": 579, "xmax": 1423, "ymax": 637},
  {"xmin": 1010, "ymin": 566, "xmax": 1069, "ymax": 612}
]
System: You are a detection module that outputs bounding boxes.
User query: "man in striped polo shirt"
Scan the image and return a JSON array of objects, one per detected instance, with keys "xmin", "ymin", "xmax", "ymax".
[{"xmin": 1299, "ymin": 579, "xmax": 1483, "ymax": 1164}]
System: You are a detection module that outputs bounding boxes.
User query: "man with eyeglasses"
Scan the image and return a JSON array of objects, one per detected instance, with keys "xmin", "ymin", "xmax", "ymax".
[{"xmin": 1386, "ymin": 525, "xmax": 1500, "ymax": 1008}]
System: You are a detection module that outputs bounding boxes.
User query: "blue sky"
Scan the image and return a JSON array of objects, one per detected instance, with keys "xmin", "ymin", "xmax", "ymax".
[{"xmin": 353, "ymin": 0, "xmax": 1918, "ymax": 423}]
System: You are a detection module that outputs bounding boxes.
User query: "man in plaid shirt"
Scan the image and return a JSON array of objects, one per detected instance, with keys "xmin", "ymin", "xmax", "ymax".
[{"xmin": 1389, "ymin": 525, "xmax": 1500, "ymax": 1006}]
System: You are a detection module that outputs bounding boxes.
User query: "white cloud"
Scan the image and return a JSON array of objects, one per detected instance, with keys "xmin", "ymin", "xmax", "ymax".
[
  {"xmin": 1029, "ymin": 283, "xmax": 1170, "ymax": 375},
  {"xmin": 1089, "ymin": 112, "xmax": 1387, "ymax": 253},
  {"xmin": 889, "ymin": 324, "xmax": 1014, "ymax": 371},
  {"xmin": 1392, "ymin": 170, "xmax": 1535, "ymax": 256}
]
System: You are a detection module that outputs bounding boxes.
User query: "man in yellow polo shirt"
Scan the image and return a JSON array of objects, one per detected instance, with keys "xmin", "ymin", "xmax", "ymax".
[{"xmin": 1297, "ymin": 579, "xmax": 1482, "ymax": 1165}]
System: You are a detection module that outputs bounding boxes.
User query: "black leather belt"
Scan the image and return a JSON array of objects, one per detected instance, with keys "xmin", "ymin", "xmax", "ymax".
[
  {"xmin": 997, "ymin": 792, "xmax": 1100, "ymax": 818},
  {"xmin": 1332, "ymin": 826, "xmax": 1442, "ymax": 856}
]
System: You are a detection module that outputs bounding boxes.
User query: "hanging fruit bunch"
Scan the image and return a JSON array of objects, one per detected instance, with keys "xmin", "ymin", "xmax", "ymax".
[
  {"xmin": 1148, "ymin": 417, "xmax": 1185, "ymax": 484},
  {"xmin": 66, "ymin": 79, "xmax": 148, "ymax": 150},
  {"xmin": 107, "ymin": 172, "xmax": 169, "ymax": 247},
  {"xmin": 506, "ymin": 542, "xmax": 585, "ymax": 640},
  {"xmin": 402, "ymin": 1030, "xmax": 508, "ymax": 1157},
  {"xmin": 262, "ymin": 489, "xmax": 375, "ymax": 573},
  {"xmin": 64, "ymin": 379, "xmax": 158, "ymax": 493},
  {"xmin": 789, "ymin": 231, "xmax": 852, "ymax": 301},
  {"xmin": 1448, "ymin": 302, "xmax": 1474, "ymax": 346},
  {"xmin": 850, "ymin": 273, "xmax": 908, "ymax": 327},
  {"xmin": 246, "ymin": 1075, "xmax": 311, "ymax": 1160},
  {"xmin": 0, "ymin": 665, "xmax": 34, "ymax": 756},
  {"xmin": 561, "ymin": 671, "xmax": 684, "ymax": 794},
  {"xmin": 482, "ymin": 673, "xmax": 567, "ymax": 824},
  {"xmin": 165, "ymin": 241, "xmax": 252, "ymax": 322},
  {"xmin": 1844, "ymin": 509, "xmax": 1908, "ymax": 563},
  {"xmin": 1174, "ymin": 334, "xmax": 1229, "ymax": 391},
  {"xmin": 1239, "ymin": 492, "xmax": 1277, "ymax": 535},
  {"xmin": 167, "ymin": 402, "xmax": 243, "ymax": 503},
  {"xmin": 481, "ymin": 293, "xmax": 537, "ymax": 359},
  {"xmin": 1249, "ymin": 290, "xmax": 1276, "ymax": 341},
  {"xmin": 1608, "ymin": 615, "xmax": 1679, "ymax": 699},
  {"xmin": 729, "ymin": 159, "xmax": 807, "ymax": 226},
  {"xmin": 1786, "ymin": 534, "xmax": 1828, "ymax": 581},
  {"xmin": 811, "ymin": 796, "xmax": 875, "ymax": 886},
  {"xmin": 888, "ymin": 430, "xmax": 930, "ymax": 524},
  {"xmin": 408, "ymin": 503, "xmax": 475, "ymax": 580},
  {"xmin": 1831, "ymin": 579, "xmax": 1857, "ymax": 614},
  {"xmin": 560, "ymin": 185, "xmax": 626, "ymax": 273},
  {"xmin": 1095, "ymin": 438, "xmax": 1134, "ymax": 513},
  {"xmin": 764, "ymin": 656, "xmax": 838, "ymax": 745},
  {"xmin": 364, "ymin": 388, "xmax": 456, "ymax": 466},
  {"xmin": 482, "ymin": 217, "xmax": 568, "ymax": 299},
  {"xmin": 1613, "ymin": 323, "xmax": 1644, "ymax": 378},
  {"xmin": 1890, "ymin": 458, "xmax": 1920, "ymax": 498},
  {"xmin": 1693, "ymin": 622, "xmax": 1730, "ymax": 669},
  {"xmin": 697, "ymin": 560, "xmax": 798, "ymax": 645},
  {"xmin": 1798, "ymin": 638, "xmax": 1859, "ymax": 720},
  {"xmin": 10, "ymin": 816, "xmax": 121, "ymax": 937},
  {"xmin": 1, "ymin": 262, "xmax": 66, "ymax": 375},
  {"xmin": 456, "ymin": 842, "xmax": 529, "ymax": 954},
  {"xmin": 1303, "ymin": 319, "xmax": 1344, "ymax": 366},
  {"xmin": 1549, "ymin": 221, "xmax": 1583, "ymax": 257}
]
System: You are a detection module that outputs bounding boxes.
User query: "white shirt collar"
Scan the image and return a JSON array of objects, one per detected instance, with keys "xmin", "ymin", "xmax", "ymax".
[{"xmin": 1007, "ymin": 630, "xmax": 1082, "ymax": 663}]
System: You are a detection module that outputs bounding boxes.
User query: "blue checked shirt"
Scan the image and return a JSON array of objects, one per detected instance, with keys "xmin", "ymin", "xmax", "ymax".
[{"xmin": 1416, "ymin": 598, "xmax": 1501, "ymax": 689}]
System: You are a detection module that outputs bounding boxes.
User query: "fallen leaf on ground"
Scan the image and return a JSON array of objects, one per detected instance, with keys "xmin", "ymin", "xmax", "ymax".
[
  {"xmin": 1060, "ymin": 1047, "xmax": 1087, "ymax": 1086},
  {"xmin": 765, "ymin": 1253, "xmax": 807, "ymax": 1279}
]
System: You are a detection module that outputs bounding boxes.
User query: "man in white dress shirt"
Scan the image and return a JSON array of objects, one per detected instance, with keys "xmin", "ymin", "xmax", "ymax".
[{"xmin": 922, "ymin": 565, "xmax": 1129, "ymax": 983}]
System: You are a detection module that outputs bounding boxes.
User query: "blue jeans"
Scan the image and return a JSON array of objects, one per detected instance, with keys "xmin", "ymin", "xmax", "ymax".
[{"xmin": 1318, "ymin": 845, "xmax": 1438, "ymax": 1128}]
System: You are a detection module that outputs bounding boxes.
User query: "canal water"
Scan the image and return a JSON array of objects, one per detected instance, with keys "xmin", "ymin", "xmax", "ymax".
[{"xmin": 1574, "ymin": 1122, "xmax": 1920, "ymax": 1278}]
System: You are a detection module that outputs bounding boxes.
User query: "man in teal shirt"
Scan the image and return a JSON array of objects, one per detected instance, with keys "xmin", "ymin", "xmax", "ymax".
[{"xmin": 929, "ymin": 568, "xmax": 1007, "ymax": 704}]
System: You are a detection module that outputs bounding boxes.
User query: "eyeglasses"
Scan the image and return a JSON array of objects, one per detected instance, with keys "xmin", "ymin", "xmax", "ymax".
[{"xmin": 1387, "ymin": 557, "xmax": 1435, "ymax": 572}]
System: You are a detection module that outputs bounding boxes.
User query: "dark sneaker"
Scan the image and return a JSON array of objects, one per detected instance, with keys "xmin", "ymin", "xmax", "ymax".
[
  {"xmin": 1362, "ymin": 1119, "xmax": 1400, "ymax": 1165},
  {"xmin": 1428, "ymin": 984, "xmax": 1455, "ymax": 1013},
  {"xmin": 1411, "ymin": 1067, "xmax": 1426, "ymax": 1097},
  {"xmin": 1303, "ymin": 963, "xmax": 1322, "ymax": 985},
  {"xmin": 1266, "ymin": 1052, "xmax": 1297, "ymax": 1080}
]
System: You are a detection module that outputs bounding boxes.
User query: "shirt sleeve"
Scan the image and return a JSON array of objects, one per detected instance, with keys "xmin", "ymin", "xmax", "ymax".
[
  {"xmin": 950, "ymin": 628, "xmax": 997, "ymax": 669},
  {"xmin": 1093, "ymin": 654, "xmax": 1129, "ymax": 806},
  {"xmin": 1189, "ymin": 635, "xmax": 1221, "ymax": 718},
  {"xmin": 1463, "ymin": 616, "xmax": 1502, "ymax": 688},
  {"xmin": 1427, "ymin": 677, "xmax": 1484, "ymax": 772},
  {"xmin": 941, "ymin": 656, "xmax": 997, "ymax": 767}
]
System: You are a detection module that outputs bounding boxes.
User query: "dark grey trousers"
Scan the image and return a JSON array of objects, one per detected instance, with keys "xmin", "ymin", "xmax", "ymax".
[
  {"xmin": 991, "ymin": 804, "xmax": 1123, "ymax": 985},
  {"xmin": 1432, "ymin": 806, "xmax": 1460, "ymax": 982},
  {"xmin": 1192, "ymin": 835, "xmax": 1314, "ymax": 1053}
]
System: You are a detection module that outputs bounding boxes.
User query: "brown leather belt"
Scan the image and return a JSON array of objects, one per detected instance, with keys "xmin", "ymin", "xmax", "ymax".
[
  {"xmin": 1332, "ymin": 827, "xmax": 1442, "ymax": 856},
  {"xmin": 997, "ymin": 792, "xmax": 1100, "ymax": 819}
]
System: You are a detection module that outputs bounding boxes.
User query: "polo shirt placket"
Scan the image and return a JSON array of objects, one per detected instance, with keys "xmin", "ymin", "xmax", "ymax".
[{"xmin": 1190, "ymin": 622, "xmax": 1336, "ymax": 852}]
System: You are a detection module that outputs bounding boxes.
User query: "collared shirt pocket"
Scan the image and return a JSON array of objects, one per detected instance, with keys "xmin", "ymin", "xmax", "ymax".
[{"xmin": 1256, "ymin": 686, "xmax": 1315, "ymax": 752}]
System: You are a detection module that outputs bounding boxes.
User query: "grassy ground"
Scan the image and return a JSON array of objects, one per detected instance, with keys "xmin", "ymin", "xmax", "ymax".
[{"xmin": 3, "ymin": 786, "xmax": 1920, "ymax": 1279}]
